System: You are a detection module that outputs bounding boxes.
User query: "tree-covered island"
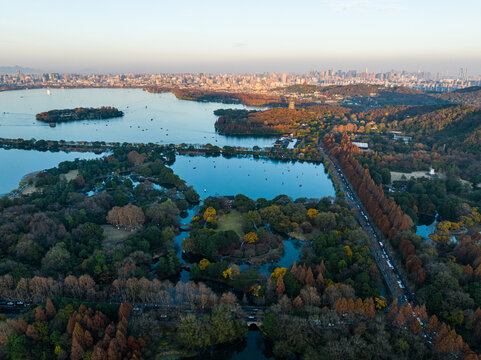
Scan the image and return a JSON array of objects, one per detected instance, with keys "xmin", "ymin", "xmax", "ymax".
[{"xmin": 36, "ymin": 107, "xmax": 124, "ymax": 123}]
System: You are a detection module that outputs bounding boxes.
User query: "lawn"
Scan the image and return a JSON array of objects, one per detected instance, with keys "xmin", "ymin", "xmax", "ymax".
[
  {"xmin": 101, "ymin": 224, "xmax": 136, "ymax": 245},
  {"xmin": 217, "ymin": 210, "xmax": 244, "ymax": 236}
]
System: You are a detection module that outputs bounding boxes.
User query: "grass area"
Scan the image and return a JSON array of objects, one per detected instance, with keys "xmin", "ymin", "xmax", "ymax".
[
  {"xmin": 101, "ymin": 224, "xmax": 135, "ymax": 245},
  {"xmin": 217, "ymin": 210, "xmax": 244, "ymax": 236},
  {"xmin": 60, "ymin": 169, "xmax": 79, "ymax": 181},
  {"xmin": 21, "ymin": 184, "xmax": 39, "ymax": 195}
]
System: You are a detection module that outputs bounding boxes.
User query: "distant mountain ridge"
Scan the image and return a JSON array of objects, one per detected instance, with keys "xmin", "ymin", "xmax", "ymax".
[{"xmin": 0, "ymin": 65, "xmax": 43, "ymax": 74}]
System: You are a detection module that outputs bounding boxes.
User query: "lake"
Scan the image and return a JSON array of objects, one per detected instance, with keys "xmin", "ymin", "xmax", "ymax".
[
  {"xmin": 0, "ymin": 148, "xmax": 103, "ymax": 195},
  {"xmin": 0, "ymin": 88, "xmax": 273, "ymax": 147},
  {"xmin": 171, "ymin": 154, "xmax": 335, "ymax": 200}
]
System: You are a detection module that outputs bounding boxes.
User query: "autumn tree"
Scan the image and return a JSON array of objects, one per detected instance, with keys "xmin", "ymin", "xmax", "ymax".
[
  {"xmin": 45, "ymin": 298, "xmax": 56, "ymax": 319},
  {"xmin": 107, "ymin": 204, "xmax": 145, "ymax": 229},
  {"xmin": 127, "ymin": 150, "xmax": 146, "ymax": 166}
]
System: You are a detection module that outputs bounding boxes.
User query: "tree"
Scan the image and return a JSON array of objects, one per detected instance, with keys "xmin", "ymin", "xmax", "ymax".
[
  {"xmin": 276, "ymin": 277, "xmax": 286, "ymax": 295},
  {"xmin": 107, "ymin": 338, "xmax": 121, "ymax": 360},
  {"xmin": 127, "ymin": 151, "xmax": 146, "ymax": 166},
  {"xmin": 314, "ymin": 212, "xmax": 336, "ymax": 231},
  {"xmin": 92, "ymin": 345, "xmax": 107, "ymax": 360},
  {"xmin": 45, "ymin": 298, "xmax": 56, "ymax": 319},
  {"xmin": 307, "ymin": 208, "xmax": 319, "ymax": 219},
  {"xmin": 107, "ymin": 204, "xmax": 145, "ymax": 229},
  {"xmin": 244, "ymin": 232, "xmax": 258, "ymax": 244},
  {"xmin": 293, "ymin": 296, "xmax": 303, "ymax": 308},
  {"xmin": 233, "ymin": 194, "xmax": 256, "ymax": 212},
  {"xmin": 199, "ymin": 258, "xmax": 210, "ymax": 271},
  {"xmin": 145, "ymin": 199, "xmax": 179, "ymax": 226},
  {"xmin": 34, "ymin": 306, "xmax": 47, "ymax": 322},
  {"xmin": 203, "ymin": 207, "xmax": 217, "ymax": 222},
  {"xmin": 118, "ymin": 302, "xmax": 133, "ymax": 321},
  {"xmin": 242, "ymin": 211, "xmax": 261, "ymax": 233},
  {"xmin": 71, "ymin": 323, "xmax": 86, "ymax": 360},
  {"xmin": 41, "ymin": 246, "xmax": 71, "ymax": 274}
]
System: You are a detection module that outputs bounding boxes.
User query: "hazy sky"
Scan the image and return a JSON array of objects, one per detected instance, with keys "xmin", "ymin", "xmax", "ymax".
[{"xmin": 1, "ymin": 0, "xmax": 480, "ymax": 74}]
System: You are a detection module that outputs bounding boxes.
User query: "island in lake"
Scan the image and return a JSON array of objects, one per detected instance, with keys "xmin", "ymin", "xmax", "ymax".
[{"xmin": 35, "ymin": 106, "xmax": 124, "ymax": 123}]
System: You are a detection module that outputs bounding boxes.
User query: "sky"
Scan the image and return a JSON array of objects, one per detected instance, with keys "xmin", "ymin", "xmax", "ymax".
[{"xmin": 1, "ymin": 0, "xmax": 480, "ymax": 74}]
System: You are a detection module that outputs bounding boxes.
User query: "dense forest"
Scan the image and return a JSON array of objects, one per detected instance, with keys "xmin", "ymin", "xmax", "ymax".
[
  {"xmin": 215, "ymin": 105, "xmax": 350, "ymax": 136},
  {"xmin": 36, "ymin": 107, "xmax": 124, "ymax": 123}
]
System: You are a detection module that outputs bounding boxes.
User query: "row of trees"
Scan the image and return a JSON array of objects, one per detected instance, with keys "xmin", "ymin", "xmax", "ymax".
[
  {"xmin": 324, "ymin": 133, "xmax": 427, "ymax": 284},
  {"xmin": 0, "ymin": 274, "xmax": 234, "ymax": 310},
  {"xmin": 2, "ymin": 300, "xmax": 143, "ymax": 360}
]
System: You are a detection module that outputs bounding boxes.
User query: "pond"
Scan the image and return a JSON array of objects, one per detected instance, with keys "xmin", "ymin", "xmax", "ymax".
[
  {"xmin": 416, "ymin": 213, "xmax": 439, "ymax": 242},
  {"xmin": 0, "ymin": 148, "xmax": 104, "ymax": 195},
  {"xmin": 0, "ymin": 88, "xmax": 273, "ymax": 147},
  {"xmin": 416, "ymin": 222, "xmax": 436, "ymax": 241},
  {"xmin": 257, "ymin": 238, "xmax": 304, "ymax": 276}
]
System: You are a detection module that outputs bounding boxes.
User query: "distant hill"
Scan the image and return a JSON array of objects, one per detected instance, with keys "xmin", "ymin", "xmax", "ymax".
[
  {"xmin": 0, "ymin": 65, "xmax": 43, "ymax": 74},
  {"xmin": 281, "ymin": 84, "xmax": 446, "ymax": 106},
  {"xmin": 434, "ymin": 86, "xmax": 481, "ymax": 106}
]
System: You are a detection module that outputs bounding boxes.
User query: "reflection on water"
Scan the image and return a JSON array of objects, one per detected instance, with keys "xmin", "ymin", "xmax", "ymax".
[
  {"xmin": 0, "ymin": 89, "xmax": 272, "ymax": 147},
  {"xmin": 170, "ymin": 155, "xmax": 335, "ymax": 200}
]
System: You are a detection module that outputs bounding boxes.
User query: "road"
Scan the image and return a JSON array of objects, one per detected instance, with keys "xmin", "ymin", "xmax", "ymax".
[{"xmin": 319, "ymin": 144, "xmax": 417, "ymax": 305}]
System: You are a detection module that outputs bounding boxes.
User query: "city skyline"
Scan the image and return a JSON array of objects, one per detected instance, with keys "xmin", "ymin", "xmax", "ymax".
[{"xmin": 1, "ymin": 0, "xmax": 481, "ymax": 74}]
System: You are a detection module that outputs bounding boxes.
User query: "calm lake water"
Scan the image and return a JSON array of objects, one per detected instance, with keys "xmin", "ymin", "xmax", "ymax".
[
  {"xmin": 0, "ymin": 148, "xmax": 103, "ymax": 195},
  {"xmin": 171, "ymin": 155, "xmax": 335, "ymax": 200},
  {"xmin": 0, "ymin": 88, "xmax": 272, "ymax": 147}
]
